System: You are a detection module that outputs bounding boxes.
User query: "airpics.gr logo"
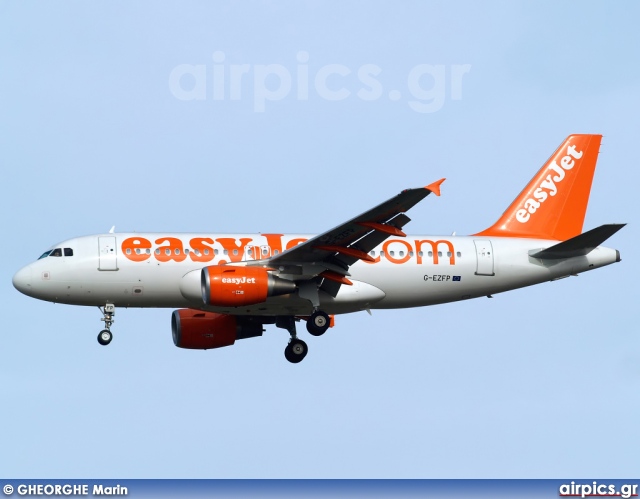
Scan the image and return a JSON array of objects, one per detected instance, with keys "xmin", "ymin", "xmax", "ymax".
[{"xmin": 515, "ymin": 144, "xmax": 584, "ymax": 224}]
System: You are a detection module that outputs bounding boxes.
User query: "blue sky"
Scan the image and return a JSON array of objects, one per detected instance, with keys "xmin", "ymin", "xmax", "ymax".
[{"xmin": 1, "ymin": 1, "xmax": 638, "ymax": 478}]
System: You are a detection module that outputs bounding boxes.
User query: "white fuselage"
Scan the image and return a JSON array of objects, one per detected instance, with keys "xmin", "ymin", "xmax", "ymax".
[{"xmin": 12, "ymin": 232, "xmax": 620, "ymax": 316}]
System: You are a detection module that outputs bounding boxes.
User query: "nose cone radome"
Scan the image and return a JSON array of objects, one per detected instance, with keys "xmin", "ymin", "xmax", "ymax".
[{"xmin": 13, "ymin": 265, "xmax": 33, "ymax": 296}]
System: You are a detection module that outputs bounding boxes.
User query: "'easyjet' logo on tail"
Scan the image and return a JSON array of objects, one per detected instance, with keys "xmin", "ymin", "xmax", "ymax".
[{"xmin": 515, "ymin": 144, "xmax": 583, "ymax": 224}]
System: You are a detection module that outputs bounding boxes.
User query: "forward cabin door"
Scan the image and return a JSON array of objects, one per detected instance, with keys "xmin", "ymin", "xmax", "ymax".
[
  {"xmin": 474, "ymin": 240, "xmax": 495, "ymax": 276},
  {"xmin": 98, "ymin": 236, "xmax": 118, "ymax": 271}
]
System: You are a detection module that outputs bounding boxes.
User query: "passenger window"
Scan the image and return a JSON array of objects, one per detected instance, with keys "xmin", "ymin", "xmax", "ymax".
[
  {"xmin": 165, "ymin": 249, "xmax": 171, "ymax": 256},
  {"xmin": 247, "ymin": 249, "xmax": 253, "ymax": 256},
  {"xmin": 428, "ymin": 251, "xmax": 433, "ymax": 257},
  {"xmin": 50, "ymin": 248, "xmax": 62, "ymax": 257},
  {"xmin": 399, "ymin": 251, "xmax": 404, "ymax": 257},
  {"xmin": 438, "ymin": 251, "xmax": 442, "ymax": 257},
  {"xmin": 175, "ymin": 249, "xmax": 180, "ymax": 255},
  {"xmin": 155, "ymin": 249, "xmax": 160, "ymax": 255},
  {"xmin": 223, "ymin": 250, "xmax": 228, "ymax": 255},
  {"xmin": 64, "ymin": 248, "xmax": 73, "ymax": 257},
  {"xmin": 418, "ymin": 251, "xmax": 423, "ymax": 257},
  {"xmin": 126, "ymin": 248, "xmax": 132, "ymax": 255},
  {"xmin": 204, "ymin": 249, "xmax": 210, "ymax": 255},
  {"xmin": 233, "ymin": 249, "xmax": 238, "ymax": 256},
  {"xmin": 447, "ymin": 251, "xmax": 452, "ymax": 257},
  {"xmin": 274, "ymin": 250, "xmax": 279, "ymax": 255},
  {"xmin": 262, "ymin": 248, "xmax": 268, "ymax": 256},
  {"xmin": 409, "ymin": 251, "xmax": 414, "ymax": 257}
]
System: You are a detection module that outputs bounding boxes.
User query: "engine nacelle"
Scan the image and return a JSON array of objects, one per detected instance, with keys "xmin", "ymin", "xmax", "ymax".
[
  {"xmin": 171, "ymin": 309, "xmax": 264, "ymax": 350},
  {"xmin": 201, "ymin": 266, "xmax": 296, "ymax": 307}
]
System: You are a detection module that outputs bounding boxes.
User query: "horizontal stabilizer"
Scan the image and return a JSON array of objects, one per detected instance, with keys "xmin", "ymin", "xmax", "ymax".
[{"xmin": 530, "ymin": 224, "xmax": 625, "ymax": 259}]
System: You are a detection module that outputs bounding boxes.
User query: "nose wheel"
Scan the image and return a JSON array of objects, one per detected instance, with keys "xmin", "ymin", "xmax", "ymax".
[
  {"xmin": 276, "ymin": 316, "xmax": 309, "ymax": 363},
  {"xmin": 98, "ymin": 329, "xmax": 113, "ymax": 345},
  {"xmin": 97, "ymin": 303, "xmax": 115, "ymax": 346},
  {"xmin": 284, "ymin": 338, "xmax": 308, "ymax": 363}
]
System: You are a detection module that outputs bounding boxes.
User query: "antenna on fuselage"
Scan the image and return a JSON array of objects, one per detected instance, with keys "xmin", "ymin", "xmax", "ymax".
[{"xmin": 109, "ymin": 226, "xmax": 115, "ymax": 234}]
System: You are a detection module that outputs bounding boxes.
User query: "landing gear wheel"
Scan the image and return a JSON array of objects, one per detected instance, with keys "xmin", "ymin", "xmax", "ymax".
[
  {"xmin": 306, "ymin": 310, "xmax": 330, "ymax": 336},
  {"xmin": 97, "ymin": 329, "xmax": 113, "ymax": 346},
  {"xmin": 284, "ymin": 339, "xmax": 308, "ymax": 363}
]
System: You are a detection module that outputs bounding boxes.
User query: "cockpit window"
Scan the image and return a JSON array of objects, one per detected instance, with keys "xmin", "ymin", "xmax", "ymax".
[
  {"xmin": 64, "ymin": 248, "xmax": 73, "ymax": 256},
  {"xmin": 38, "ymin": 250, "xmax": 52, "ymax": 260},
  {"xmin": 50, "ymin": 248, "xmax": 62, "ymax": 257}
]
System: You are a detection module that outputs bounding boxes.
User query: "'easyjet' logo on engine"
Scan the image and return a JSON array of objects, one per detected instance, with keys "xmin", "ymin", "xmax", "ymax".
[
  {"xmin": 221, "ymin": 277, "xmax": 256, "ymax": 284},
  {"xmin": 515, "ymin": 144, "xmax": 583, "ymax": 224}
]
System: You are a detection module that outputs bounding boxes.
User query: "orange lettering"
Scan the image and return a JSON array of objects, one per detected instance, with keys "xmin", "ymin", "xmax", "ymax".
[
  {"xmin": 189, "ymin": 237, "xmax": 215, "ymax": 262},
  {"xmin": 286, "ymin": 238, "xmax": 307, "ymax": 250},
  {"xmin": 382, "ymin": 239, "xmax": 412, "ymax": 264},
  {"xmin": 415, "ymin": 240, "xmax": 455, "ymax": 265},
  {"xmin": 121, "ymin": 237, "xmax": 152, "ymax": 262},
  {"xmin": 155, "ymin": 237, "xmax": 187, "ymax": 263},
  {"xmin": 263, "ymin": 234, "xmax": 284, "ymax": 254},
  {"xmin": 216, "ymin": 238, "xmax": 252, "ymax": 263}
]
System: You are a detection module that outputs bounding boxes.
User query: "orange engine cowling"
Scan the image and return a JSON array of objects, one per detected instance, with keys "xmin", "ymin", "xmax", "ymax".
[
  {"xmin": 171, "ymin": 309, "xmax": 264, "ymax": 350},
  {"xmin": 201, "ymin": 266, "xmax": 296, "ymax": 307}
]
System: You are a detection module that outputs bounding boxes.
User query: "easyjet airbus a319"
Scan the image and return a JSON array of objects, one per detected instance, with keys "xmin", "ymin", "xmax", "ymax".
[{"xmin": 13, "ymin": 135, "xmax": 624, "ymax": 363}]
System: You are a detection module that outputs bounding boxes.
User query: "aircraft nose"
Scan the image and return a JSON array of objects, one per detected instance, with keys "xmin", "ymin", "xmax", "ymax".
[{"xmin": 12, "ymin": 265, "xmax": 33, "ymax": 296}]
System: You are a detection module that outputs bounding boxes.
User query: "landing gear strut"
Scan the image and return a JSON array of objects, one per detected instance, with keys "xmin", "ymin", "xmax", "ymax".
[
  {"xmin": 97, "ymin": 303, "xmax": 115, "ymax": 346},
  {"xmin": 276, "ymin": 316, "xmax": 308, "ymax": 364}
]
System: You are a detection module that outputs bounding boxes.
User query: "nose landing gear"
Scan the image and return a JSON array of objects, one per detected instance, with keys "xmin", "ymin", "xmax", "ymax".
[
  {"xmin": 276, "ymin": 316, "xmax": 308, "ymax": 364},
  {"xmin": 97, "ymin": 303, "xmax": 115, "ymax": 346}
]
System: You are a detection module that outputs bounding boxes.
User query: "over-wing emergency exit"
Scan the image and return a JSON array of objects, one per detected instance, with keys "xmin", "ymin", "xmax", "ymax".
[{"xmin": 13, "ymin": 135, "xmax": 624, "ymax": 363}]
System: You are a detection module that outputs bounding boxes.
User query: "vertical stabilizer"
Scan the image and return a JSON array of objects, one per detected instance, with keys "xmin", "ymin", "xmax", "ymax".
[{"xmin": 475, "ymin": 134, "xmax": 602, "ymax": 240}]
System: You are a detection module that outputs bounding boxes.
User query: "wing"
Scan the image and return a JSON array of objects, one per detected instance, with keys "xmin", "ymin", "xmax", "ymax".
[{"xmin": 250, "ymin": 178, "xmax": 445, "ymax": 298}]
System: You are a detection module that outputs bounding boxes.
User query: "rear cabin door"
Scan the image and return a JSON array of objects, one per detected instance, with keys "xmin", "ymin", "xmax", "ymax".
[
  {"xmin": 474, "ymin": 239, "xmax": 495, "ymax": 276},
  {"xmin": 99, "ymin": 236, "xmax": 118, "ymax": 271}
]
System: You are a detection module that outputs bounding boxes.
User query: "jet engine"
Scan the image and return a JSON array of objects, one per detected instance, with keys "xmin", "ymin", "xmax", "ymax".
[
  {"xmin": 201, "ymin": 266, "xmax": 296, "ymax": 307},
  {"xmin": 171, "ymin": 309, "xmax": 265, "ymax": 350}
]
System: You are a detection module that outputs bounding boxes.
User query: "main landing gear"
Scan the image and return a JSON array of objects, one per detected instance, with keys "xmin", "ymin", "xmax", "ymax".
[
  {"xmin": 306, "ymin": 310, "xmax": 330, "ymax": 336},
  {"xmin": 97, "ymin": 303, "xmax": 115, "ymax": 346},
  {"xmin": 276, "ymin": 310, "xmax": 330, "ymax": 363}
]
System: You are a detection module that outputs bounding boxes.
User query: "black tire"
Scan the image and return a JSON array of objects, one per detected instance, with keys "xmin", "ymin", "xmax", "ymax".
[
  {"xmin": 284, "ymin": 339, "xmax": 308, "ymax": 363},
  {"xmin": 97, "ymin": 329, "xmax": 112, "ymax": 346},
  {"xmin": 306, "ymin": 311, "xmax": 330, "ymax": 336}
]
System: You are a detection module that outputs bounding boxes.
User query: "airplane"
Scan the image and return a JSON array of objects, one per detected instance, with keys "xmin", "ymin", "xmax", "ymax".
[{"xmin": 12, "ymin": 134, "xmax": 624, "ymax": 363}]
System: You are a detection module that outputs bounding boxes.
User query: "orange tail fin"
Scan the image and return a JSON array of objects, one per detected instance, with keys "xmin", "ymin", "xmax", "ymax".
[{"xmin": 475, "ymin": 134, "xmax": 602, "ymax": 241}]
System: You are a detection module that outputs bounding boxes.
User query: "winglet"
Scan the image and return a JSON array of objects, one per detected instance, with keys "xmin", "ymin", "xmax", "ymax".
[{"xmin": 425, "ymin": 178, "xmax": 445, "ymax": 197}]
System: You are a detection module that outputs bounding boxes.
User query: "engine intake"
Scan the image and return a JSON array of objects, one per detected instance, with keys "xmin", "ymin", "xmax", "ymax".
[{"xmin": 202, "ymin": 266, "xmax": 296, "ymax": 307}]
